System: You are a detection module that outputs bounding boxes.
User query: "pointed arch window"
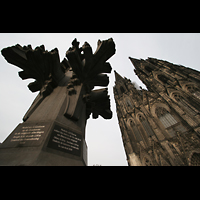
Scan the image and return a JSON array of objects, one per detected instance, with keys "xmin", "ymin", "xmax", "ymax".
[
  {"xmin": 156, "ymin": 107, "xmax": 177, "ymax": 128},
  {"xmin": 187, "ymin": 85, "xmax": 200, "ymax": 100},
  {"xmin": 128, "ymin": 119, "xmax": 143, "ymax": 142},
  {"xmin": 145, "ymin": 65, "xmax": 153, "ymax": 73},
  {"xmin": 157, "ymin": 74, "xmax": 169, "ymax": 84},
  {"xmin": 173, "ymin": 93, "xmax": 197, "ymax": 115},
  {"xmin": 125, "ymin": 97, "xmax": 133, "ymax": 110},
  {"xmin": 193, "ymin": 91, "xmax": 200, "ymax": 100},
  {"xmin": 155, "ymin": 107, "xmax": 187, "ymax": 137},
  {"xmin": 190, "ymin": 152, "xmax": 200, "ymax": 166},
  {"xmin": 120, "ymin": 86, "xmax": 125, "ymax": 93},
  {"xmin": 138, "ymin": 114, "xmax": 154, "ymax": 137}
]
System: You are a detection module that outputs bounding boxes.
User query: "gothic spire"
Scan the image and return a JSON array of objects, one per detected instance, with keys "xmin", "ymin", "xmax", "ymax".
[
  {"xmin": 114, "ymin": 70, "xmax": 124, "ymax": 82},
  {"xmin": 129, "ymin": 57, "xmax": 141, "ymax": 70}
]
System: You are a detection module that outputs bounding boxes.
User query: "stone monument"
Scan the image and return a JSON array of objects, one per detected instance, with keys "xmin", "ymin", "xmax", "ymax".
[{"xmin": 0, "ymin": 38, "xmax": 115, "ymax": 166}]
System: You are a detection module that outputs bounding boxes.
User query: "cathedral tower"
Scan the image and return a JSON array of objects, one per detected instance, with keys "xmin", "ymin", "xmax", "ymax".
[{"xmin": 114, "ymin": 57, "xmax": 200, "ymax": 166}]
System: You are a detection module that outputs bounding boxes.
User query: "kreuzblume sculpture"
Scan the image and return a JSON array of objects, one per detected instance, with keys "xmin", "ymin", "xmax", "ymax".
[{"xmin": 0, "ymin": 38, "xmax": 116, "ymax": 166}]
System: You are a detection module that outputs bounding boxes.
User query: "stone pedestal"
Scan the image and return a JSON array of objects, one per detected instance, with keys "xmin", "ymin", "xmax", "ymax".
[{"xmin": 0, "ymin": 120, "xmax": 87, "ymax": 166}]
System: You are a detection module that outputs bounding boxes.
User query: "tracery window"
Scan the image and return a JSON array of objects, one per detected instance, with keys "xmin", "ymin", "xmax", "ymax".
[
  {"xmin": 157, "ymin": 74, "xmax": 169, "ymax": 84},
  {"xmin": 173, "ymin": 93, "xmax": 197, "ymax": 115},
  {"xmin": 145, "ymin": 65, "xmax": 153, "ymax": 73},
  {"xmin": 125, "ymin": 98, "xmax": 133, "ymax": 110},
  {"xmin": 190, "ymin": 152, "xmax": 200, "ymax": 166},
  {"xmin": 187, "ymin": 85, "xmax": 200, "ymax": 100},
  {"xmin": 120, "ymin": 86, "xmax": 125, "ymax": 93},
  {"xmin": 156, "ymin": 107, "xmax": 177, "ymax": 128},
  {"xmin": 128, "ymin": 119, "xmax": 142, "ymax": 142},
  {"xmin": 138, "ymin": 114, "xmax": 154, "ymax": 137},
  {"xmin": 193, "ymin": 91, "xmax": 200, "ymax": 100},
  {"xmin": 155, "ymin": 107, "xmax": 186, "ymax": 137}
]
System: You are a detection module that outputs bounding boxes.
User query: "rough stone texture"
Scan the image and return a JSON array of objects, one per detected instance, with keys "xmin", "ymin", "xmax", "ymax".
[
  {"xmin": 0, "ymin": 38, "xmax": 115, "ymax": 166},
  {"xmin": 114, "ymin": 57, "xmax": 200, "ymax": 166}
]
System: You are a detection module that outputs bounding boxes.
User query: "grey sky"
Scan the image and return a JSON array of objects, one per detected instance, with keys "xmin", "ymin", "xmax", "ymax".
[{"xmin": 0, "ymin": 33, "xmax": 200, "ymax": 166}]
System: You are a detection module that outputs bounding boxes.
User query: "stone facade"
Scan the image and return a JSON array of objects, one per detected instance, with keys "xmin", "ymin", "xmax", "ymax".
[{"xmin": 113, "ymin": 57, "xmax": 200, "ymax": 166}]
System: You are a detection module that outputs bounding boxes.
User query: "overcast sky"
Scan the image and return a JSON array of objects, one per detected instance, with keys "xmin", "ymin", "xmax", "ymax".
[{"xmin": 0, "ymin": 33, "xmax": 200, "ymax": 166}]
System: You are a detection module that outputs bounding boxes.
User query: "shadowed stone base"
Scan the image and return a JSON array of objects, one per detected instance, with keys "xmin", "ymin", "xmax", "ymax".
[{"xmin": 0, "ymin": 120, "xmax": 87, "ymax": 166}]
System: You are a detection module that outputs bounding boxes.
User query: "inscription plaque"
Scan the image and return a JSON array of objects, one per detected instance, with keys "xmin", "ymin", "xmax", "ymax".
[
  {"xmin": 47, "ymin": 124, "xmax": 82, "ymax": 157},
  {"xmin": 0, "ymin": 122, "xmax": 49, "ymax": 148},
  {"xmin": 11, "ymin": 125, "xmax": 45, "ymax": 143}
]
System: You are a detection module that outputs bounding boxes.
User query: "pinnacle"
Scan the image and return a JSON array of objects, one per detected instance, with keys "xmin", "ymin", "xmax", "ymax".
[
  {"xmin": 114, "ymin": 70, "xmax": 124, "ymax": 82},
  {"xmin": 129, "ymin": 57, "xmax": 142, "ymax": 70}
]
